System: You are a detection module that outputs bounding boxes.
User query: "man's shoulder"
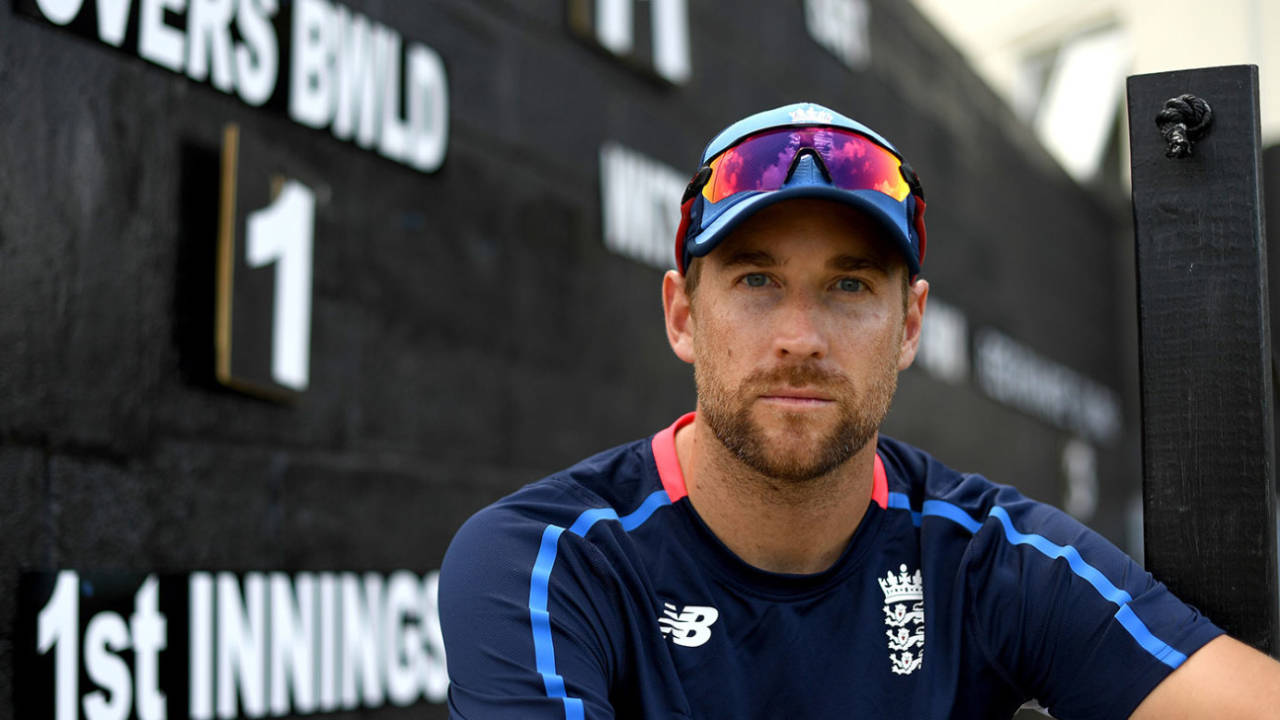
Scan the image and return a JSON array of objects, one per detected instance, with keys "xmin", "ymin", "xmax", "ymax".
[
  {"xmin": 876, "ymin": 435, "xmax": 1001, "ymax": 510},
  {"xmin": 875, "ymin": 434, "xmax": 1067, "ymax": 533}
]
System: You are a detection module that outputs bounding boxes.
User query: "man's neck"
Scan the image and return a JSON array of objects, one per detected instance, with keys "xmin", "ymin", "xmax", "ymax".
[{"xmin": 674, "ymin": 416, "xmax": 876, "ymax": 575}]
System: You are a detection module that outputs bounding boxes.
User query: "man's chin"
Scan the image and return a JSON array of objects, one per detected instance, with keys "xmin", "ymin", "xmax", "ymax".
[
  {"xmin": 702, "ymin": 395, "xmax": 875, "ymax": 481},
  {"xmin": 744, "ymin": 445, "xmax": 854, "ymax": 484},
  {"xmin": 752, "ymin": 404, "xmax": 841, "ymax": 436},
  {"xmin": 748, "ymin": 429, "xmax": 855, "ymax": 478}
]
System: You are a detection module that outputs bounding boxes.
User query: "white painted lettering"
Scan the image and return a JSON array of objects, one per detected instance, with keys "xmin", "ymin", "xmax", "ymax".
[
  {"xmin": 589, "ymin": 0, "xmax": 690, "ymax": 83},
  {"xmin": 28, "ymin": 0, "xmax": 448, "ymax": 174},
  {"xmin": 341, "ymin": 573, "xmax": 384, "ymax": 709},
  {"xmin": 31, "ymin": 569, "xmax": 449, "ymax": 719},
  {"xmin": 269, "ymin": 573, "xmax": 317, "ymax": 715},
  {"xmin": 376, "ymin": 27, "xmax": 411, "ymax": 165},
  {"xmin": 234, "ymin": 0, "xmax": 279, "ymax": 106},
  {"xmin": 83, "ymin": 612, "xmax": 132, "ymax": 720},
  {"xmin": 95, "ymin": 0, "xmax": 133, "ymax": 47},
  {"xmin": 34, "ymin": 0, "xmax": 84, "ymax": 25},
  {"xmin": 406, "ymin": 43, "xmax": 448, "ymax": 172},
  {"xmin": 288, "ymin": 0, "xmax": 336, "ymax": 129},
  {"xmin": 916, "ymin": 297, "xmax": 969, "ymax": 383},
  {"xmin": 651, "ymin": 0, "xmax": 690, "ymax": 83},
  {"xmin": 331, "ymin": 5, "xmax": 379, "ymax": 147},
  {"xmin": 600, "ymin": 142, "xmax": 684, "ymax": 270},
  {"xmin": 1063, "ymin": 438, "xmax": 1099, "ymax": 521},
  {"xmin": 245, "ymin": 180, "xmax": 315, "ymax": 392},
  {"xmin": 632, "ymin": 156, "xmax": 654, "ymax": 261},
  {"xmin": 138, "ymin": 0, "xmax": 188, "ymax": 72},
  {"xmin": 601, "ymin": 144, "xmax": 628, "ymax": 258},
  {"xmin": 804, "ymin": 0, "xmax": 870, "ymax": 70},
  {"xmin": 648, "ymin": 161, "xmax": 673, "ymax": 266},
  {"xmin": 974, "ymin": 328, "xmax": 1122, "ymax": 443},
  {"xmin": 595, "ymin": 0, "xmax": 632, "ymax": 55},
  {"xmin": 420, "ymin": 571, "xmax": 449, "ymax": 703},
  {"xmin": 129, "ymin": 576, "xmax": 167, "ymax": 720},
  {"xmin": 384, "ymin": 572, "xmax": 420, "ymax": 706},
  {"xmin": 37, "ymin": 571, "xmax": 80, "ymax": 720},
  {"xmin": 186, "ymin": 0, "xmax": 237, "ymax": 92},
  {"xmin": 189, "ymin": 573, "xmax": 215, "ymax": 720},
  {"xmin": 216, "ymin": 573, "xmax": 267, "ymax": 719},
  {"xmin": 318, "ymin": 574, "xmax": 340, "ymax": 712}
]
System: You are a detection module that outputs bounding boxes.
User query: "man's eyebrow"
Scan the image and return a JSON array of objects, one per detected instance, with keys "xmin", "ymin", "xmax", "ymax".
[
  {"xmin": 828, "ymin": 254, "xmax": 891, "ymax": 273},
  {"xmin": 719, "ymin": 249, "xmax": 778, "ymax": 268}
]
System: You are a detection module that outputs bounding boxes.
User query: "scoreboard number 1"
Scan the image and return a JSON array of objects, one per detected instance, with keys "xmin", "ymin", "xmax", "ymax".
[
  {"xmin": 36, "ymin": 572, "xmax": 78, "ymax": 720},
  {"xmin": 245, "ymin": 179, "xmax": 315, "ymax": 392},
  {"xmin": 216, "ymin": 124, "xmax": 316, "ymax": 398}
]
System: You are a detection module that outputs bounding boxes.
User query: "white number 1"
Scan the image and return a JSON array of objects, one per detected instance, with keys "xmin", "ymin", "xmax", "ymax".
[
  {"xmin": 246, "ymin": 181, "xmax": 315, "ymax": 392},
  {"xmin": 36, "ymin": 571, "xmax": 79, "ymax": 720}
]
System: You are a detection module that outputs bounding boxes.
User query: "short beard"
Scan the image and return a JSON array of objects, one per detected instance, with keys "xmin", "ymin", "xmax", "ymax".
[{"xmin": 697, "ymin": 360, "xmax": 898, "ymax": 484}]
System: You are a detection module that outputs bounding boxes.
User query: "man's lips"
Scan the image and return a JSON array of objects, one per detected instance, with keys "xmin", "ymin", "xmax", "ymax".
[{"xmin": 758, "ymin": 389, "xmax": 835, "ymax": 405}]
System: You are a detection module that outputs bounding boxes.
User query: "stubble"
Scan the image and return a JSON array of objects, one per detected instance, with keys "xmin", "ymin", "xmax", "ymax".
[{"xmin": 696, "ymin": 353, "xmax": 900, "ymax": 484}]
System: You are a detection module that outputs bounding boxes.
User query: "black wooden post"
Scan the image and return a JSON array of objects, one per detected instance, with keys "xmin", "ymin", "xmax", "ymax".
[{"xmin": 1128, "ymin": 64, "xmax": 1279, "ymax": 656}]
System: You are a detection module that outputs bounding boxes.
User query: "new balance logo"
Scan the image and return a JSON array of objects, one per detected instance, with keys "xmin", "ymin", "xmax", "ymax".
[{"xmin": 658, "ymin": 602, "xmax": 718, "ymax": 647}]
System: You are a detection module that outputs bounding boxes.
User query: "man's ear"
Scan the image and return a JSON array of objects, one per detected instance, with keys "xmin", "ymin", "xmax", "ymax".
[
  {"xmin": 897, "ymin": 278, "xmax": 929, "ymax": 371},
  {"xmin": 663, "ymin": 270, "xmax": 696, "ymax": 364}
]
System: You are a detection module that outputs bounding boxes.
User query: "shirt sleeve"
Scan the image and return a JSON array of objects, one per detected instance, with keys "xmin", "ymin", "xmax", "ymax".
[
  {"xmin": 438, "ymin": 501, "xmax": 620, "ymax": 720},
  {"xmin": 960, "ymin": 485, "xmax": 1223, "ymax": 720}
]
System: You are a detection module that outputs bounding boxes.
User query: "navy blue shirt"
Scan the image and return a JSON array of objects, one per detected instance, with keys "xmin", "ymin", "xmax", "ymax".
[{"xmin": 439, "ymin": 414, "xmax": 1222, "ymax": 719}]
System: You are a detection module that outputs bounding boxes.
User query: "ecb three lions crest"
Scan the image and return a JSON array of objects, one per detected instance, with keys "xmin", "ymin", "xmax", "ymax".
[{"xmin": 879, "ymin": 564, "xmax": 924, "ymax": 675}]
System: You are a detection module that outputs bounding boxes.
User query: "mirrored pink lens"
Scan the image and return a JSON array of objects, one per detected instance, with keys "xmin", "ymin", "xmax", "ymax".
[{"xmin": 705, "ymin": 127, "xmax": 910, "ymax": 203}]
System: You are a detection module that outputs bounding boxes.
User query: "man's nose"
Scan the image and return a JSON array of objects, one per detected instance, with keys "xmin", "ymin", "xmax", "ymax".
[{"xmin": 773, "ymin": 293, "xmax": 828, "ymax": 360}]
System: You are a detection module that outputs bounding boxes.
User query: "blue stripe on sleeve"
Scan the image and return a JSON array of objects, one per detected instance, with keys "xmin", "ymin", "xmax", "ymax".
[
  {"xmin": 529, "ymin": 525, "xmax": 568, "ymax": 700},
  {"xmin": 923, "ymin": 499, "xmax": 982, "ymax": 533},
  {"xmin": 528, "ymin": 489, "xmax": 674, "ymax": 718},
  {"xmin": 1114, "ymin": 604, "xmax": 1188, "ymax": 667},
  {"xmin": 887, "ymin": 495, "xmax": 1188, "ymax": 669},
  {"xmin": 987, "ymin": 507, "xmax": 1132, "ymax": 606}
]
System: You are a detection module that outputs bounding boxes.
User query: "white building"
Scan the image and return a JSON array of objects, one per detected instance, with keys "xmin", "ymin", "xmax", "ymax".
[{"xmin": 910, "ymin": 0, "xmax": 1280, "ymax": 182}]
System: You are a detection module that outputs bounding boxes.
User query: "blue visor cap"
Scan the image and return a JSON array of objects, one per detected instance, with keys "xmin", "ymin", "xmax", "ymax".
[{"xmin": 677, "ymin": 102, "xmax": 926, "ymax": 278}]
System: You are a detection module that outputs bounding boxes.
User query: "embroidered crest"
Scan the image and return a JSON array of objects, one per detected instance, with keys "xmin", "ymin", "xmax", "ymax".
[
  {"xmin": 789, "ymin": 105, "xmax": 835, "ymax": 125},
  {"xmin": 879, "ymin": 563, "xmax": 924, "ymax": 675}
]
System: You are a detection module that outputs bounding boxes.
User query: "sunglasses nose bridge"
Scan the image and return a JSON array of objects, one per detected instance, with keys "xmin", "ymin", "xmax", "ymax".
[{"xmin": 785, "ymin": 149, "xmax": 832, "ymax": 186}]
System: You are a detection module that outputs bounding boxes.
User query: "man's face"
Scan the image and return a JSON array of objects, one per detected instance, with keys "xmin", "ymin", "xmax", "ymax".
[{"xmin": 664, "ymin": 198, "xmax": 928, "ymax": 483}]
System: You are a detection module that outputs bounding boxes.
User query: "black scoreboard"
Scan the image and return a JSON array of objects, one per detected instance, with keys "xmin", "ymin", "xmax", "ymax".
[{"xmin": 1, "ymin": 1, "xmax": 1135, "ymax": 718}]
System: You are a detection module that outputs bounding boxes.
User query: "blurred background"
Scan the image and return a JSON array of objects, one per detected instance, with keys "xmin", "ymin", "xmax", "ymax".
[{"xmin": 1, "ymin": 0, "xmax": 1277, "ymax": 718}]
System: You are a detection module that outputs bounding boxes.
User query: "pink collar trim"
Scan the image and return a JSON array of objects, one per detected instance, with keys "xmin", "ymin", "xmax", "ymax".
[
  {"xmin": 871, "ymin": 453, "xmax": 888, "ymax": 509},
  {"xmin": 652, "ymin": 412, "xmax": 696, "ymax": 501},
  {"xmin": 652, "ymin": 412, "xmax": 888, "ymax": 509}
]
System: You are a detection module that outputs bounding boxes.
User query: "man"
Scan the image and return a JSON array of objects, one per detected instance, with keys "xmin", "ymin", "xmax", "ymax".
[{"xmin": 439, "ymin": 102, "xmax": 1280, "ymax": 718}]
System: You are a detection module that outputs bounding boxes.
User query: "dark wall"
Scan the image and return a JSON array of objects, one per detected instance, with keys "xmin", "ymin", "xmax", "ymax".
[{"xmin": 0, "ymin": 1, "xmax": 1135, "ymax": 718}]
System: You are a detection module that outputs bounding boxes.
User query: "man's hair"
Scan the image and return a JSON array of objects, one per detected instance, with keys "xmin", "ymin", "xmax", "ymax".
[{"xmin": 683, "ymin": 257, "xmax": 704, "ymax": 298}]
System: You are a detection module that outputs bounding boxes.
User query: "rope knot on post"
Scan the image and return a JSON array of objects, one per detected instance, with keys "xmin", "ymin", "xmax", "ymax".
[{"xmin": 1155, "ymin": 94, "xmax": 1213, "ymax": 158}]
